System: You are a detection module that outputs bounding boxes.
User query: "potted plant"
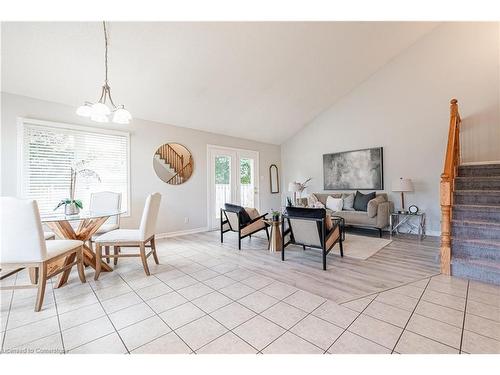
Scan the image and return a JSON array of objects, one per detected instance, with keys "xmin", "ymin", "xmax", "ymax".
[
  {"xmin": 54, "ymin": 161, "xmax": 101, "ymax": 215},
  {"xmin": 271, "ymin": 210, "xmax": 281, "ymax": 222}
]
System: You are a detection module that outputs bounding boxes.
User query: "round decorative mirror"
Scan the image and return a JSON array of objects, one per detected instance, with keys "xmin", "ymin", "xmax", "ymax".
[{"xmin": 153, "ymin": 143, "xmax": 193, "ymax": 185}]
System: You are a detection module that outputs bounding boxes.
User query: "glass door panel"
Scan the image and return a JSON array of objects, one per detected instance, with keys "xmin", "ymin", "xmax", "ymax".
[
  {"xmin": 215, "ymin": 155, "xmax": 232, "ymax": 219},
  {"xmin": 239, "ymin": 157, "xmax": 255, "ymax": 208}
]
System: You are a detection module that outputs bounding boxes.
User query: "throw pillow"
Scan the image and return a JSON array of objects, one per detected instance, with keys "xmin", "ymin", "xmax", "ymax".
[
  {"xmin": 353, "ymin": 191, "xmax": 376, "ymax": 212},
  {"xmin": 342, "ymin": 193, "xmax": 355, "ymax": 211},
  {"xmin": 326, "ymin": 196, "xmax": 343, "ymax": 212}
]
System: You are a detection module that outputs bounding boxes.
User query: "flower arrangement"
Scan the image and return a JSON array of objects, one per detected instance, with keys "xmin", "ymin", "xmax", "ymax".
[
  {"xmin": 54, "ymin": 160, "xmax": 101, "ymax": 215},
  {"xmin": 297, "ymin": 178, "xmax": 312, "ymax": 196}
]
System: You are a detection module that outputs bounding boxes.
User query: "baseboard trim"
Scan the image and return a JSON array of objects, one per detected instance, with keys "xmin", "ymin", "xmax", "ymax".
[{"xmin": 156, "ymin": 227, "xmax": 208, "ymax": 239}]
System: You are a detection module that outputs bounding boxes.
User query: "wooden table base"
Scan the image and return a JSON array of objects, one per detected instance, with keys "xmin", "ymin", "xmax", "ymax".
[
  {"xmin": 265, "ymin": 220, "xmax": 282, "ymax": 252},
  {"xmin": 46, "ymin": 216, "xmax": 113, "ymax": 288}
]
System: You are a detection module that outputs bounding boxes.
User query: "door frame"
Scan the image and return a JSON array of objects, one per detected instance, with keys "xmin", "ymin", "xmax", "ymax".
[{"xmin": 207, "ymin": 144, "xmax": 260, "ymax": 230}]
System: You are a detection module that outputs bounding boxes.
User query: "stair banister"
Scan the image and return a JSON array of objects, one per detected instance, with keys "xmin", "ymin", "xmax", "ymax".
[{"xmin": 440, "ymin": 98, "xmax": 461, "ymax": 275}]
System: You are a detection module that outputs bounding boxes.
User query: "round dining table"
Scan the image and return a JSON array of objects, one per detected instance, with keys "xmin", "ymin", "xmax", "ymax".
[{"xmin": 40, "ymin": 209, "xmax": 124, "ymax": 288}]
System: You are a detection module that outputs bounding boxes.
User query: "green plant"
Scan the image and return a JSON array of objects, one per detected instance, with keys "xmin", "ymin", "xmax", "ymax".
[{"xmin": 54, "ymin": 199, "xmax": 83, "ymax": 211}]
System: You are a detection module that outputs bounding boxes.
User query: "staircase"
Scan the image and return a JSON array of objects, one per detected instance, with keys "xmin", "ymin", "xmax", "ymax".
[
  {"xmin": 450, "ymin": 164, "xmax": 500, "ymax": 285},
  {"xmin": 155, "ymin": 144, "xmax": 193, "ymax": 185}
]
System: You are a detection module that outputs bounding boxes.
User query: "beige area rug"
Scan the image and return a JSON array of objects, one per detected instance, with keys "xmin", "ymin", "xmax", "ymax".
[{"xmin": 337, "ymin": 234, "xmax": 392, "ymax": 260}]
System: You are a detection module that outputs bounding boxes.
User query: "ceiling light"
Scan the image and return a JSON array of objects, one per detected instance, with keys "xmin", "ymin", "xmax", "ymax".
[{"xmin": 76, "ymin": 22, "xmax": 132, "ymax": 124}]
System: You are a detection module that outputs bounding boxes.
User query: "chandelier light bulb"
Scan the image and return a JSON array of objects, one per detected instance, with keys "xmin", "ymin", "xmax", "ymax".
[
  {"xmin": 76, "ymin": 102, "xmax": 93, "ymax": 117},
  {"xmin": 112, "ymin": 107, "xmax": 132, "ymax": 124}
]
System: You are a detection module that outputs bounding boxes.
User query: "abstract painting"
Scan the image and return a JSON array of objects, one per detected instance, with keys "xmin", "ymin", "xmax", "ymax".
[{"xmin": 323, "ymin": 147, "xmax": 383, "ymax": 190}]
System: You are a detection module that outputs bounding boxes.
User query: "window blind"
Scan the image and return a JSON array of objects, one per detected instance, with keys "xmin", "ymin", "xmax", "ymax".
[{"xmin": 20, "ymin": 120, "xmax": 129, "ymax": 215}]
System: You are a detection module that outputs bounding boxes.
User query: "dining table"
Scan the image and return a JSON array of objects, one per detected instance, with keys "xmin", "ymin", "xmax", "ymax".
[{"xmin": 40, "ymin": 209, "xmax": 124, "ymax": 288}]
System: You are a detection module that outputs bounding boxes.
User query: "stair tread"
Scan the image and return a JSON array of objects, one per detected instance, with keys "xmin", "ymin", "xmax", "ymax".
[
  {"xmin": 452, "ymin": 219, "xmax": 500, "ymax": 228},
  {"xmin": 452, "ymin": 237, "xmax": 500, "ymax": 247},
  {"xmin": 459, "ymin": 163, "xmax": 500, "ymax": 168},
  {"xmin": 452, "ymin": 257, "xmax": 500, "ymax": 270},
  {"xmin": 454, "ymin": 189, "xmax": 500, "ymax": 193},
  {"xmin": 456, "ymin": 176, "xmax": 500, "ymax": 180},
  {"xmin": 453, "ymin": 204, "xmax": 500, "ymax": 210}
]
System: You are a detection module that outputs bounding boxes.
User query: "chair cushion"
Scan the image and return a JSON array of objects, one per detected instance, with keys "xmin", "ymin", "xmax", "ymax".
[
  {"xmin": 225, "ymin": 203, "xmax": 251, "ymax": 225},
  {"xmin": 335, "ymin": 210, "xmax": 377, "ymax": 226},
  {"xmin": 353, "ymin": 191, "xmax": 376, "ymax": 211},
  {"xmin": 241, "ymin": 219, "xmax": 266, "ymax": 237},
  {"xmin": 94, "ymin": 229, "xmax": 142, "ymax": 243},
  {"xmin": 95, "ymin": 223, "xmax": 120, "ymax": 235},
  {"xmin": 45, "ymin": 240, "xmax": 83, "ymax": 259}
]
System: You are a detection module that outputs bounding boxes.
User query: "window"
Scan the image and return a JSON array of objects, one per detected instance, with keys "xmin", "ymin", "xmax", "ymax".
[{"xmin": 18, "ymin": 118, "xmax": 130, "ymax": 215}]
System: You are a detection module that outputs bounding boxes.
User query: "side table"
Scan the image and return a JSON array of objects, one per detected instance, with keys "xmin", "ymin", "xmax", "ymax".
[
  {"xmin": 263, "ymin": 219, "xmax": 282, "ymax": 252},
  {"xmin": 390, "ymin": 212, "xmax": 426, "ymax": 240}
]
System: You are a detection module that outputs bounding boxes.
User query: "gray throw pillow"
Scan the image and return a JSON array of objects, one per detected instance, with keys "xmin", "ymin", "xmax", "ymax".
[
  {"xmin": 353, "ymin": 191, "xmax": 376, "ymax": 212},
  {"xmin": 342, "ymin": 193, "xmax": 355, "ymax": 211}
]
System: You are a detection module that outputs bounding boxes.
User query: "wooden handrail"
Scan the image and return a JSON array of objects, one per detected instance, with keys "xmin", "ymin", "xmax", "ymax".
[
  {"xmin": 440, "ymin": 98, "xmax": 461, "ymax": 275},
  {"xmin": 167, "ymin": 156, "xmax": 193, "ymax": 185},
  {"xmin": 155, "ymin": 144, "xmax": 184, "ymax": 176}
]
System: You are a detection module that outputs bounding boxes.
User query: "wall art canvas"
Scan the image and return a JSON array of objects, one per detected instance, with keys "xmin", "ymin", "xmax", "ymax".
[{"xmin": 323, "ymin": 147, "xmax": 383, "ymax": 190}]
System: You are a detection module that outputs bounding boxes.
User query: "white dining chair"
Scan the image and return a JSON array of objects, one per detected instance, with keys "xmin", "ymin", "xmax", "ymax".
[
  {"xmin": 94, "ymin": 193, "xmax": 161, "ymax": 279},
  {"xmin": 89, "ymin": 191, "xmax": 122, "ymax": 264},
  {"xmin": 0, "ymin": 197, "xmax": 86, "ymax": 311}
]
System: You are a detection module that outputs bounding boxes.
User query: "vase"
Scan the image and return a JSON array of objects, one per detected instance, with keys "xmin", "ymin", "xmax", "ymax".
[{"xmin": 65, "ymin": 202, "xmax": 80, "ymax": 215}]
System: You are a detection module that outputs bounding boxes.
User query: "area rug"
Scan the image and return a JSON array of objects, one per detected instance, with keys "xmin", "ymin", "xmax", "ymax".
[{"xmin": 336, "ymin": 234, "xmax": 392, "ymax": 260}]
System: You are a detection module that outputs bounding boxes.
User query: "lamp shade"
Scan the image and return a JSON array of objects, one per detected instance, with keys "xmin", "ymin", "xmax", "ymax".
[
  {"xmin": 288, "ymin": 182, "xmax": 300, "ymax": 192},
  {"xmin": 392, "ymin": 178, "xmax": 414, "ymax": 192}
]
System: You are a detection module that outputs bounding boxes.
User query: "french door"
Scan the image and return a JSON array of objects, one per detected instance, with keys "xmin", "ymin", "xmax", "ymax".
[{"xmin": 208, "ymin": 145, "xmax": 259, "ymax": 230}]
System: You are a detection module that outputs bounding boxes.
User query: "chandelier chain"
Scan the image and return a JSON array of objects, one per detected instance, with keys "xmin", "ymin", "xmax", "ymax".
[{"xmin": 103, "ymin": 21, "xmax": 109, "ymax": 85}]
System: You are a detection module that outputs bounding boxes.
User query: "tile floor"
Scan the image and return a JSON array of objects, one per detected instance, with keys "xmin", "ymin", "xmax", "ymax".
[{"xmin": 1, "ymin": 236, "xmax": 500, "ymax": 354}]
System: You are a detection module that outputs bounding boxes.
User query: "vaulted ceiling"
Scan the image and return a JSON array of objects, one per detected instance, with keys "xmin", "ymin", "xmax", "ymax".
[{"xmin": 1, "ymin": 22, "xmax": 438, "ymax": 144}]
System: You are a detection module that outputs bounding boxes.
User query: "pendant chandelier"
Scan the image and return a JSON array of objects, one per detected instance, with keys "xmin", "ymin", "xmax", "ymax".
[{"xmin": 76, "ymin": 21, "xmax": 132, "ymax": 124}]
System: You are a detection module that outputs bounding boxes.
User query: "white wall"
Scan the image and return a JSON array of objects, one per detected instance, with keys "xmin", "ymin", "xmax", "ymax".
[
  {"xmin": 282, "ymin": 22, "xmax": 500, "ymax": 235},
  {"xmin": 1, "ymin": 92, "xmax": 282, "ymax": 235}
]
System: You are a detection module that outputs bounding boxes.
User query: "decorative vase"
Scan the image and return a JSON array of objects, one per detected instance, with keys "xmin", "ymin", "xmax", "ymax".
[{"xmin": 65, "ymin": 202, "xmax": 80, "ymax": 215}]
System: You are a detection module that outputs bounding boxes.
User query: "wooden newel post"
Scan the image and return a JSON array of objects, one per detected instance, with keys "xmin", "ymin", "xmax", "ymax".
[{"xmin": 440, "ymin": 173, "xmax": 452, "ymax": 275}]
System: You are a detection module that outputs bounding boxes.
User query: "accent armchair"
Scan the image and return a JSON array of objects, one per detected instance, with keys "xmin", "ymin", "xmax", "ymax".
[
  {"xmin": 0, "ymin": 198, "xmax": 86, "ymax": 311},
  {"xmin": 281, "ymin": 207, "xmax": 344, "ymax": 270},
  {"xmin": 220, "ymin": 203, "xmax": 270, "ymax": 250}
]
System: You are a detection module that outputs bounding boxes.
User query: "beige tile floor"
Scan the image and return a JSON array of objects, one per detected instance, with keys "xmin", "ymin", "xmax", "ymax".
[{"xmin": 1, "ymin": 236, "xmax": 500, "ymax": 354}]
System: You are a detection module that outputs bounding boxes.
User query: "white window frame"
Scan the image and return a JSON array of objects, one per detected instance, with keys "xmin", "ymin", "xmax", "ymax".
[{"xmin": 17, "ymin": 117, "xmax": 131, "ymax": 216}]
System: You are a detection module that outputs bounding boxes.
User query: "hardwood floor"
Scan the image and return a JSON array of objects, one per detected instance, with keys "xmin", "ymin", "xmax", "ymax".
[{"xmin": 165, "ymin": 229, "xmax": 440, "ymax": 303}]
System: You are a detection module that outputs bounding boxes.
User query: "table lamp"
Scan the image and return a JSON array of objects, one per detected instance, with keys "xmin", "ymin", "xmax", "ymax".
[{"xmin": 392, "ymin": 178, "xmax": 414, "ymax": 213}]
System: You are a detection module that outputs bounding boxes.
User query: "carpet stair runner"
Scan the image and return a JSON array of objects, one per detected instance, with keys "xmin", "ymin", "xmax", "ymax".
[{"xmin": 451, "ymin": 163, "xmax": 500, "ymax": 285}]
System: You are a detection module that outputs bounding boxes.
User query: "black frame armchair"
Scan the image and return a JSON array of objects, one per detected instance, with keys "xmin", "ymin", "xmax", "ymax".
[
  {"xmin": 281, "ymin": 207, "xmax": 344, "ymax": 270},
  {"xmin": 220, "ymin": 204, "xmax": 270, "ymax": 250}
]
